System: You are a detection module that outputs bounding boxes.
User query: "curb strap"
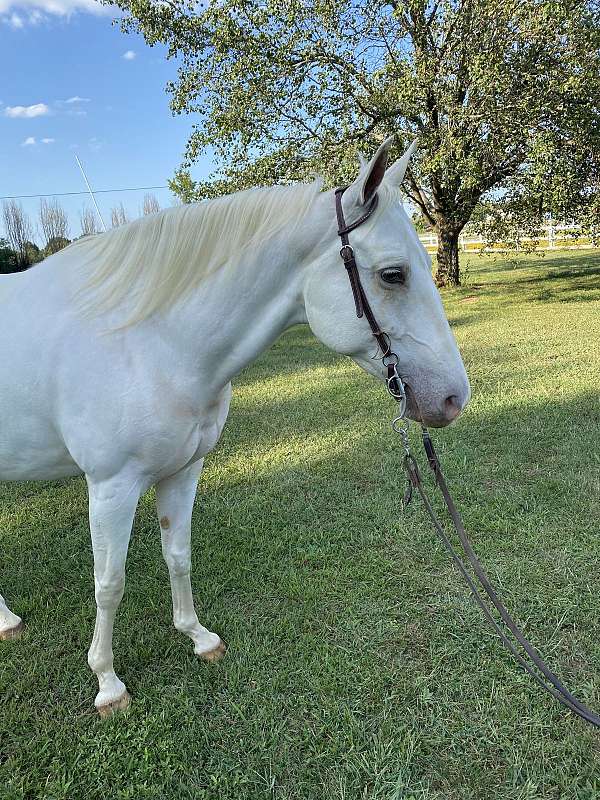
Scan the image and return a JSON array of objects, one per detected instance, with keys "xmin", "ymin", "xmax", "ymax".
[{"xmin": 407, "ymin": 428, "xmax": 600, "ymax": 728}]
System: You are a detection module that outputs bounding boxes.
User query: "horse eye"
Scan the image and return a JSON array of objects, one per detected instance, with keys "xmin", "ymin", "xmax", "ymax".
[{"xmin": 380, "ymin": 268, "xmax": 406, "ymax": 285}]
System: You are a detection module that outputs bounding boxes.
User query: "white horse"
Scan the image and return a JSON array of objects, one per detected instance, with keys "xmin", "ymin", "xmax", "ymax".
[{"xmin": 0, "ymin": 138, "xmax": 469, "ymax": 715}]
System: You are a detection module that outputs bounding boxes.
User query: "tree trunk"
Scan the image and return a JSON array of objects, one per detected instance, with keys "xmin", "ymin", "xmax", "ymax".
[{"xmin": 434, "ymin": 225, "xmax": 461, "ymax": 287}]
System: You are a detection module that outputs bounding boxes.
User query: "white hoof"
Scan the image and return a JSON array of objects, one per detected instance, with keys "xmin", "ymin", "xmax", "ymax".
[
  {"xmin": 195, "ymin": 634, "xmax": 227, "ymax": 662},
  {"xmin": 95, "ymin": 674, "xmax": 130, "ymax": 716},
  {"xmin": 0, "ymin": 619, "xmax": 24, "ymax": 641},
  {"xmin": 96, "ymin": 690, "xmax": 131, "ymax": 718}
]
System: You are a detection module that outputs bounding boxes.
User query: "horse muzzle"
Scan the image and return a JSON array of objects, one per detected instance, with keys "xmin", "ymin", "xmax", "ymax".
[{"xmin": 403, "ymin": 378, "xmax": 470, "ymax": 428}]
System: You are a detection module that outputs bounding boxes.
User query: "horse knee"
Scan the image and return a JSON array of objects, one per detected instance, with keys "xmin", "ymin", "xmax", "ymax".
[
  {"xmin": 162, "ymin": 546, "xmax": 191, "ymax": 578},
  {"xmin": 94, "ymin": 574, "xmax": 125, "ymax": 607}
]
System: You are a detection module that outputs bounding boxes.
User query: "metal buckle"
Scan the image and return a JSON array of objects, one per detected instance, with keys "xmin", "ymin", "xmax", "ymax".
[
  {"xmin": 339, "ymin": 244, "xmax": 354, "ymax": 262},
  {"xmin": 371, "ymin": 331, "xmax": 392, "ymax": 361},
  {"xmin": 386, "ymin": 363, "xmax": 406, "ymax": 409}
]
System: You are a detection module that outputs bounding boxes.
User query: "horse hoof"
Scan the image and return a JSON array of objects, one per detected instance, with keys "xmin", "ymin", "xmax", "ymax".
[
  {"xmin": 0, "ymin": 620, "xmax": 24, "ymax": 641},
  {"xmin": 198, "ymin": 640, "xmax": 227, "ymax": 663},
  {"xmin": 97, "ymin": 690, "xmax": 131, "ymax": 719}
]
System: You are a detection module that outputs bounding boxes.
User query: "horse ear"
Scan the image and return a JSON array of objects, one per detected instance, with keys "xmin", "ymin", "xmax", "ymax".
[
  {"xmin": 385, "ymin": 139, "xmax": 418, "ymax": 187},
  {"xmin": 349, "ymin": 135, "xmax": 395, "ymax": 207}
]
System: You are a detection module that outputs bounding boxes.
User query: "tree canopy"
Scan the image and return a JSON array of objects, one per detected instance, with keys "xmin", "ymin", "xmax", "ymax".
[
  {"xmin": 110, "ymin": 0, "xmax": 600, "ymax": 283},
  {"xmin": 0, "ymin": 237, "xmax": 17, "ymax": 274}
]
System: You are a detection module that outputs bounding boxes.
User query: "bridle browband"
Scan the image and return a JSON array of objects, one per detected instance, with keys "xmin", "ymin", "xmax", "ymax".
[{"xmin": 334, "ymin": 185, "xmax": 600, "ymax": 729}]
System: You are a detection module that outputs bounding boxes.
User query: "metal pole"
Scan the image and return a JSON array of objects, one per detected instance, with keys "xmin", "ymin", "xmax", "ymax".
[{"xmin": 75, "ymin": 155, "xmax": 107, "ymax": 232}]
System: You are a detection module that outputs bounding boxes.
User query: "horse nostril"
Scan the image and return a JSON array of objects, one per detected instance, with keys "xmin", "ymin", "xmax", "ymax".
[{"xmin": 444, "ymin": 395, "xmax": 462, "ymax": 421}]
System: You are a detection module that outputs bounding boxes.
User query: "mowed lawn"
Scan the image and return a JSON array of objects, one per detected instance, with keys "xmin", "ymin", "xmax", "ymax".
[{"xmin": 1, "ymin": 249, "xmax": 600, "ymax": 800}]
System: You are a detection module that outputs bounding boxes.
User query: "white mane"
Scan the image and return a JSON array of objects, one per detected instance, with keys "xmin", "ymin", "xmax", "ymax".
[{"xmin": 71, "ymin": 181, "xmax": 322, "ymax": 326}]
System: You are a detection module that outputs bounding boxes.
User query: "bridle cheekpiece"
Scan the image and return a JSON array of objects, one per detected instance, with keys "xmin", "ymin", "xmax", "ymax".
[{"xmin": 334, "ymin": 186, "xmax": 406, "ymax": 417}]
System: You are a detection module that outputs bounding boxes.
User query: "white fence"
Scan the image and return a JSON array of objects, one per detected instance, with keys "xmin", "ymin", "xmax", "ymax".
[{"xmin": 418, "ymin": 224, "xmax": 596, "ymax": 253}]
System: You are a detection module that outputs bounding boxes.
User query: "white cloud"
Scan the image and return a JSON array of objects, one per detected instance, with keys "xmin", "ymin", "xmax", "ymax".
[
  {"xmin": 65, "ymin": 95, "xmax": 90, "ymax": 104},
  {"xmin": 41, "ymin": 137, "xmax": 55, "ymax": 144},
  {"xmin": 8, "ymin": 8, "xmax": 44, "ymax": 24},
  {"xmin": 88, "ymin": 136, "xmax": 103, "ymax": 152},
  {"xmin": 21, "ymin": 136, "xmax": 36, "ymax": 146},
  {"xmin": 5, "ymin": 102, "xmax": 49, "ymax": 118},
  {"xmin": 0, "ymin": 0, "xmax": 110, "ymax": 21},
  {"xmin": 122, "ymin": 50, "xmax": 136, "ymax": 60}
]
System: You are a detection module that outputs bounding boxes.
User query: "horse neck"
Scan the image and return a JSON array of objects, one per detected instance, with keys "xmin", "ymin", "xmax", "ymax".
[{"xmin": 163, "ymin": 193, "xmax": 332, "ymax": 392}]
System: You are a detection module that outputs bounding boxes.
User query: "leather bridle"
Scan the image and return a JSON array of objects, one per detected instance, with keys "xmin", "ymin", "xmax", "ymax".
[
  {"xmin": 334, "ymin": 188, "xmax": 406, "ymax": 410},
  {"xmin": 334, "ymin": 185, "xmax": 600, "ymax": 729}
]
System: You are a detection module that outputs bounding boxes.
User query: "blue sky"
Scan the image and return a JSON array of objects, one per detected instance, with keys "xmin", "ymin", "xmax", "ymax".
[{"xmin": 0, "ymin": 1, "xmax": 212, "ymax": 241}]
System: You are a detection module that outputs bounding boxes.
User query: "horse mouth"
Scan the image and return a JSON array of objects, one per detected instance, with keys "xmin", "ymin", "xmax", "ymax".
[
  {"xmin": 353, "ymin": 357, "xmax": 455, "ymax": 426},
  {"xmin": 352, "ymin": 357, "xmax": 422, "ymax": 421}
]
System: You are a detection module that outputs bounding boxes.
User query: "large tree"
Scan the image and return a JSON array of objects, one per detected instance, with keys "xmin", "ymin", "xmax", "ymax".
[{"xmin": 113, "ymin": 0, "xmax": 600, "ymax": 285}]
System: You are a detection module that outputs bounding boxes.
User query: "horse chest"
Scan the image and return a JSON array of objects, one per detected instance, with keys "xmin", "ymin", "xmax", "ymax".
[{"xmin": 167, "ymin": 383, "xmax": 232, "ymax": 469}]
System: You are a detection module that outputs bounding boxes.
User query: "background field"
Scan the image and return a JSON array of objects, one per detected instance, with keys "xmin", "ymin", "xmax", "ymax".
[{"xmin": 1, "ymin": 249, "xmax": 599, "ymax": 800}]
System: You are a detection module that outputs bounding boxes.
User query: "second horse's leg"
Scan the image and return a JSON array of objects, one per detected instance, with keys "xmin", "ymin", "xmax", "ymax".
[{"xmin": 156, "ymin": 460, "xmax": 225, "ymax": 661}]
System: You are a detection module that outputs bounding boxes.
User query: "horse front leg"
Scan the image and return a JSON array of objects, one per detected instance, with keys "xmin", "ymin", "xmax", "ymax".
[
  {"xmin": 155, "ymin": 460, "xmax": 226, "ymax": 661},
  {"xmin": 86, "ymin": 474, "xmax": 140, "ymax": 717}
]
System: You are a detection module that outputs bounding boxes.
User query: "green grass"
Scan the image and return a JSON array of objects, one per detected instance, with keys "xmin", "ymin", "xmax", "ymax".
[{"xmin": 1, "ymin": 249, "xmax": 600, "ymax": 800}]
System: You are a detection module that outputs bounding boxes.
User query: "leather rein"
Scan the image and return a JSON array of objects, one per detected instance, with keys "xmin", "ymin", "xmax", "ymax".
[{"xmin": 334, "ymin": 186, "xmax": 600, "ymax": 728}]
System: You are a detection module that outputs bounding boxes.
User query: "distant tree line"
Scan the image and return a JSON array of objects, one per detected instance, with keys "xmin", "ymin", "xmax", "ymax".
[{"xmin": 0, "ymin": 192, "xmax": 161, "ymax": 274}]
